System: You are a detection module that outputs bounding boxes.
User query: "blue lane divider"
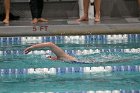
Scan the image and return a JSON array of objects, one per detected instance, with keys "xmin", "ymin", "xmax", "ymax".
[
  {"xmin": 0, "ymin": 48, "xmax": 140, "ymax": 56},
  {"xmin": 1, "ymin": 90, "xmax": 140, "ymax": 93},
  {"xmin": 0, "ymin": 34, "xmax": 139, "ymax": 44},
  {"xmin": 120, "ymin": 90, "xmax": 140, "ymax": 93},
  {"xmin": 0, "ymin": 49, "xmax": 24, "ymax": 56},
  {"xmin": 0, "ymin": 65, "xmax": 140, "ymax": 76},
  {"xmin": 0, "ymin": 37, "xmax": 21, "ymax": 43},
  {"xmin": 112, "ymin": 65, "xmax": 140, "ymax": 72}
]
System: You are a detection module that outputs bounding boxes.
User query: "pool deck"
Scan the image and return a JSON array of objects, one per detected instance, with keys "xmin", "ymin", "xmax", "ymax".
[{"xmin": 0, "ymin": 17, "xmax": 140, "ymax": 37}]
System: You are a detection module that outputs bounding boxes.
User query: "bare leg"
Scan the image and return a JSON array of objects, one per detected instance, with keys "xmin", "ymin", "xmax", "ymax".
[
  {"xmin": 138, "ymin": 0, "xmax": 140, "ymax": 7},
  {"xmin": 77, "ymin": 0, "xmax": 90, "ymax": 21},
  {"xmin": 3, "ymin": 0, "xmax": 10, "ymax": 24},
  {"xmin": 94, "ymin": 0, "xmax": 101, "ymax": 22}
]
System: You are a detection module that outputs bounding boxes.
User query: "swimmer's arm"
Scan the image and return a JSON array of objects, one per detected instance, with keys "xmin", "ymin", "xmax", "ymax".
[
  {"xmin": 24, "ymin": 43, "xmax": 51, "ymax": 54},
  {"xmin": 24, "ymin": 42, "xmax": 67, "ymax": 57},
  {"xmin": 24, "ymin": 42, "xmax": 77, "ymax": 61}
]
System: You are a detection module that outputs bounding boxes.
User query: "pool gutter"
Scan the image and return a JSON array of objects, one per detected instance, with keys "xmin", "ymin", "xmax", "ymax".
[{"xmin": 0, "ymin": 23, "xmax": 140, "ymax": 37}]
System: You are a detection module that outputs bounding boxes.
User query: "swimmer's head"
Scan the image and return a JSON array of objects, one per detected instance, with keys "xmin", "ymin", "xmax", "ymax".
[
  {"xmin": 45, "ymin": 54, "xmax": 57, "ymax": 60},
  {"xmin": 45, "ymin": 54, "xmax": 52, "ymax": 59}
]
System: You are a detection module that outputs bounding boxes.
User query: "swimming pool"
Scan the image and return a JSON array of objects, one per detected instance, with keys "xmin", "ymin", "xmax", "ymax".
[{"xmin": 0, "ymin": 34, "xmax": 140, "ymax": 93}]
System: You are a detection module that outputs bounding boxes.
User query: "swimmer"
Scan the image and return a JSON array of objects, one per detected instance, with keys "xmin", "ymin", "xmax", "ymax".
[
  {"xmin": 24, "ymin": 42, "xmax": 138, "ymax": 64},
  {"xmin": 24, "ymin": 42, "xmax": 78, "ymax": 62}
]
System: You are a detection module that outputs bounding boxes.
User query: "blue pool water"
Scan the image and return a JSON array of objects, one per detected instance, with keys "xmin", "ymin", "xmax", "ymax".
[{"xmin": 0, "ymin": 34, "xmax": 140, "ymax": 93}]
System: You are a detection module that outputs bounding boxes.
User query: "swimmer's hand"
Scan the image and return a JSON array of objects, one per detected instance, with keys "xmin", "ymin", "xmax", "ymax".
[{"xmin": 24, "ymin": 47, "xmax": 32, "ymax": 54}]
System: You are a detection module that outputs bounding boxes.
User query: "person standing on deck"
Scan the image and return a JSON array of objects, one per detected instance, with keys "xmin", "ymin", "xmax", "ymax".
[
  {"xmin": 77, "ymin": 0, "xmax": 101, "ymax": 22},
  {"xmin": 3, "ymin": 0, "xmax": 10, "ymax": 24},
  {"xmin": 29, "ymin": 0, "xmax": 48, "ymax": 24}
]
